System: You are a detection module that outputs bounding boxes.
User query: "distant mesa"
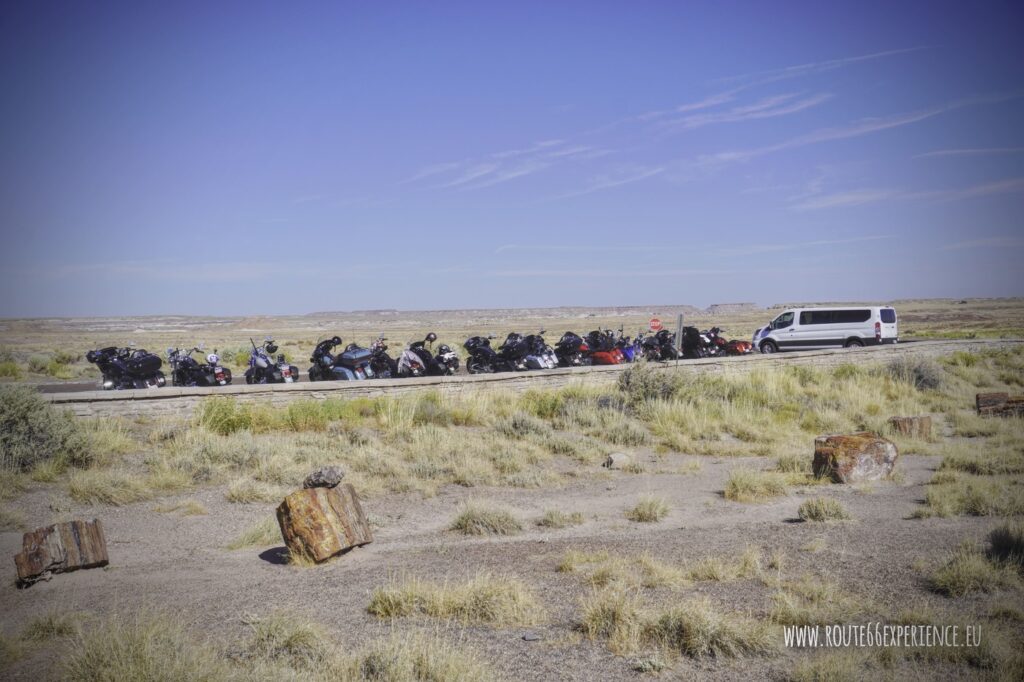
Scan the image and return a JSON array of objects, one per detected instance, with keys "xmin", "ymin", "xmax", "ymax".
[{"xmin": 704, "ymin": 303, "xmax": 760, "ymax": 315}]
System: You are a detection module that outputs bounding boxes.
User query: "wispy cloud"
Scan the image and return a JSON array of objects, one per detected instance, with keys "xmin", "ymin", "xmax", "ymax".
[
  {"xmin": 437, "ymin": 163, "xmax": 501, "ymax": 188},
  {"xmin": 458, "ymin": 160, "xmax": 551, "ymax": 190},
  {"xmin": 793, "ymin": 177, "xmax": 1024, "ymax": 210},
  {"xmin": 401, "ymin": 161, "xmax": 465, "ymax": 184},
  {"xmin": 793, "ymin": 189, "xmax": 897, "ymax": 211},
  {"xmin": 927, "ymin": 177, "xmax": 1024, "ymax": 202},
  {"xmin": 915, "ymin": 146, "xmax": 1024, "ymax": 159},
  {"xmin": 661, "ymin": 92, "xmax": 832, "ymax": 131},
  {"xmin": 700, "ymin": 93, "xmax": 1020, "ymax": 167},
  {"xmin": 492, "ymin": 267, "xmax": 739, "ymax": 277},
  {"xmin": 495, "ymin": 244, "xmax": 668, "ymax": 254},
  {"xmin": 491, "ymin": 139, "xmax": 564, "ymax": 159},
  {"xmin": 942, "ymin": 236, "xmax": 1024, "ymax": 250},
  {"xmin": 405, "ymin": 139, "xmax": 611, "ymax": 191},
  {"xmin": 636, "ymin": 90, "xmax": 741, "ymax": 122},
  {"xmin": 718, "ymin": 47, "xmax": 927, "ymax": 88},
  {"xmin": 552, "ymin": 166, "xmax": 664, "ymax": 200},
  {"xmin": 713, "ymin": 235, "xmax": 892, "ymax": 257}
]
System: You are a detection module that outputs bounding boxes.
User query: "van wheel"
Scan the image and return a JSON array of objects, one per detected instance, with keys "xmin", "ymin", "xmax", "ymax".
[
  {"xmin": 760, "ymin": 340, "xmax": 778, "ymax": 354},
  {"xmin": 844, "ymin": 339, "xmax": 864, "ymax": 348}
]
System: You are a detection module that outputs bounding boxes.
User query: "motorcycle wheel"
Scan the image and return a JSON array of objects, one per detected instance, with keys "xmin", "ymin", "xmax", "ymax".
[{"xmin": 466, "ymin": 357, "xmax": 490, "ymax": 374}]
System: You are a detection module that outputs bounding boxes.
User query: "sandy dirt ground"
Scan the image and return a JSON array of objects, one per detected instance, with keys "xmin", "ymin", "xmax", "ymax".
[{"xmin": 2, "ymin": 447, "xmax": 1018, "ymax": 680}]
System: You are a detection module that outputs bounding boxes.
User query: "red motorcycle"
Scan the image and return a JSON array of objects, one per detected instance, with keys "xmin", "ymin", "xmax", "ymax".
[
  {"xmin": 705, "ymin": 327, "xmax": 753, "ymax": 355},
  {"xmin": 585, "ymin": 329, "xmax": 624, "ymax": 365}
]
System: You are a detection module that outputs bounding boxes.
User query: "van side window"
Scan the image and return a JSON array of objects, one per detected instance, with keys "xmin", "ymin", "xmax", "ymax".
[
  {"xmin": 834, "ymin": 310, "xmax": 870, "ymax": 323},
  {"xmin": 774, "ymin": 312, "xmax": 794, "ymax": 329},
  {"xmin": 880, "ymin": 309, "xmax": 897, "ymax": 324},
  {"xmin": 799, "ymin": 311, "xmax": 833, "ymax": 325}
]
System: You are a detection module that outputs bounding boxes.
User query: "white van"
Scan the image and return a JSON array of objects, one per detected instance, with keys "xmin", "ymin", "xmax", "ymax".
[{"xmin": 752, "ymin": 306, "xmax": 898, "ymax": 354}]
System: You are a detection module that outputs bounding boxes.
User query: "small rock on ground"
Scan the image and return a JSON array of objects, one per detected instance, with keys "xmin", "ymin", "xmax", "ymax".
[{"xmin": 303, "ymin": 465, "xmax": 346, "ymax": 489}]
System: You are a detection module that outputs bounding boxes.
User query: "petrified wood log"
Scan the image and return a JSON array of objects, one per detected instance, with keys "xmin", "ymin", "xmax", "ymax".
[
  {"xmin": 14, "ymin": 519, "xmax": 108, "ymax": 586},
  {"xmin": 813, "ymin": 432, "xmax": 898, "ymax": 484},
  {"xmin": 887, "ymin": 415, "xmax": 932, "ymax": 439},
  {"xmin": 976, "ymin": 392, "xmax": 1024, "ymax": 417},
  {"xmin": 276, "ymin": 483, "xmax": 372, "ymax": 563}
]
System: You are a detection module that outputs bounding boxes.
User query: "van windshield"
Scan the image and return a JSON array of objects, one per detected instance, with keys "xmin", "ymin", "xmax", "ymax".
[{"xmin": 773, "ymin": 312, "xmax": 794, "ymax": 329}]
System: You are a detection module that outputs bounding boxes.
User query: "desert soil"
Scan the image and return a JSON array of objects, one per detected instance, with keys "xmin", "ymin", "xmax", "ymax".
[{"xmin": 1, "ymin": 448, "xmax": 1015, "ymax": 680}]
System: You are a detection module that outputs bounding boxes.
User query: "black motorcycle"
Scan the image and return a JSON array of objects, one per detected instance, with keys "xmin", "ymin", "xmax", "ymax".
[
  {"xmin": 244, "ymin": 337, "xmax": 300, "ymax": 384},
  {"xmin": 680, "ymin": 326, "xmax": 711, "ymax": 359},
  {"xmin": 641, "ymin": 329, "xmax": 681, "ymax": 361},
  {"xmin": 167, "ymin": 346, "xmax": 232, "ymax": 387},
  {"xmin": 86, "ymin": 346, "xmax": 166, "ymax": 390},
  {"xmin": 463, "ymin": 333, "xmax": 528, "ymax": 374},
  {"xmin": 554, "ymin": 331, "xmax": 589, "ymax": 367},
  {"xmin": 398, "ymin": 333, "xmax": 460, "ymax": 377},
  {"xmin": 308, "ymin": 336, "xmax": 375, "ymax": 381},
  {"xmin": 369, "ymin": 334, "xmax": 397, "ymax": 378}
]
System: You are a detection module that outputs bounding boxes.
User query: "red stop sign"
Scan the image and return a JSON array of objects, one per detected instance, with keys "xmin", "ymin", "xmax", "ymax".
[{"xmin": 649, "ymin": 318, "xmax": 662, "ymax": 331}]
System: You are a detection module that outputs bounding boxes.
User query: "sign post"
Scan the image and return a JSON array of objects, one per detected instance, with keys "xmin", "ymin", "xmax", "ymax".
[{"xmin": 675, "ymin": 313, "xmax": 684, "ymax": 367}]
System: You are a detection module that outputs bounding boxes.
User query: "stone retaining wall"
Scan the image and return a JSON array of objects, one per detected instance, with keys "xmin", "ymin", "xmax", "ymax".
[{"xmin": 45, "ymin": 339, "xmax": 1021, "ymax": 419}]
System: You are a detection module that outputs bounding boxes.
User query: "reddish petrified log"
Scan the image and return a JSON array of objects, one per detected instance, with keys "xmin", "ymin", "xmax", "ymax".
[
  {"xmin": 813, "ymin": 432, "xmax": 899, "ymax": 484},
  {"xmin": 976, "ymin": 392, "xmax": 1024, "ymax": 417},
  {"xmin": 14, "ymin": 519, "xmax": 108, "ymax": 586},
  {"xmin": 887, "ymin": 416, "xmax": 932, "ymax": 439},
  {"xmin": 276, "ymin": 484, "xmax": 372, "ymax": 563}
]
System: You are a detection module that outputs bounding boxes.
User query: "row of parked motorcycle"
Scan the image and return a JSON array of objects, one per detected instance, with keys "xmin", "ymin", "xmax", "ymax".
[
  {"xmin": 85, "ymin": 326, "xmax": 751, "ymax": 389},
  {"xmin": 463, "ymin": 326, "xmax": 752, "ymax": 374}
]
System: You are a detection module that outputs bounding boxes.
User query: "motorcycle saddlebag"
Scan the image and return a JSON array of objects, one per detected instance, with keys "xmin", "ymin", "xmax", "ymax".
[
  {"xmin": 590, "ymin": 350, "xmax": 621, "ymax": 366},
  {"xmin": 127, "ymin": 352, "xmax": 162, "ymax": 374},
  {"xmin": 339, "ymin": 347, "xmax": 373, "ymax": 364},
  {"xmin": 524, "ymin": 355, "xmax": 547, "ymax": 369}
]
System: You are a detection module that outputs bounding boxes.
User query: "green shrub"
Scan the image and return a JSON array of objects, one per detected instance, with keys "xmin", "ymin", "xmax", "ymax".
[
  {"xmin": 196, "ymin": 397, "xmax": 251, "ymax": 435},
  {"xmin": 0, "ymin": 361, "xmax": 21, "ymax": 379},
  {"xmin": 989, "ymin": 522, "xmax": 1024, "ymax": 568},
  {"xmin": 626, "ymin": 495, "xmax": 670, "ymax": 522},
  {"xmin": 61, "ymin": 613, "xmax": 229, "ymax": 681},
  {"xmin": 618, "ymin": 364, "xmax": 683, "ymax": 403},
  {"xmin": 450, "ymin": 501, "xmax": 523, "ymax": 535},
  {"xmin": 51, "ymin": 350, "xmax": 79, "ymax": 365},
  {"xmin": 494, "ymin": 412, "xmax": 550, "ymax": 439},
  {"xmin": 0, "ymin": 385, "xmax": 89, "ymax": 472},
  {"xmin": 27, "ymin": 355, "xmax": 48, "ymax": 374},
  {"xmin": 798, "ymin": 497, "xmax": 851, "ymax": 522},
  {"xmin": 46, "ymin": 360, "xmax": 74, "ymax": 379},
  {"xmin": 887, "ymin": 357, "xmax": 944, "ymax": 390},
  {"xmin": 929, "ymin": 546, "xmax": 1020, "ymax": 596}
]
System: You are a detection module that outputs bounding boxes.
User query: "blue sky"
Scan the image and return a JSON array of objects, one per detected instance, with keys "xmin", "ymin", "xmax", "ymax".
[{"xmin": 1, "ymin": 1, "xmax": 1022, "ymax": 316}]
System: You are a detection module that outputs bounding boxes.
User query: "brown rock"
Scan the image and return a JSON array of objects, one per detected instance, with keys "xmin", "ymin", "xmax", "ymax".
[
  {"xmin": 603, "ymin": 453, "xmax": 631, "ymax": 469},
  {"xmin": 976, "ymin": 392, "xmax": 1009, "ymax": 415},
  {"xmin": 813, "ymin": 432, "xmax": 898, "ymax": 484},
  {"xmin": 976, "ymin": 392, "xmax": 1024, "ymax": 417},
  {"xmin": 14, "ymin": 519, "xmax": 108, "ymax": 586},
  {"xmin": 303, "ymin": 465, "xmax": 345, "ymax": 489},
  {"xmin": 887, "ymin": 416, "xmax": 932, "ymax": 439},
  {"xmin": 276, "ymin": 483, "xmax": 372, "ymax": 563}
]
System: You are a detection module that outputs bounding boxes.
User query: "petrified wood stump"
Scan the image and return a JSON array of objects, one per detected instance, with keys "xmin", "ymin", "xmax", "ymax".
[
  {"xmin": 276, "ymin": 483, "xmax": 372, "ymax": 563},
  {"xmin": 813, "ymin": 432, "xmax": 898, "ymax": 484},
  {"xmin": 887, "ymin": 415, "xmax": 932, "ymax": 439},
  {"xmin": 976, "ymin": 392, "xmax": 1024, "ymax": 417},
  {"xmin": 14, "ymin": 519, "xmax": 108, "ymax": 586}
]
